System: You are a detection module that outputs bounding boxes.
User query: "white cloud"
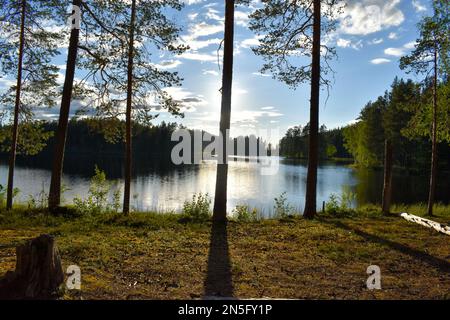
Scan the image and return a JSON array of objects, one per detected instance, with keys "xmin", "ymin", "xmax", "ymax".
[
  {"xmin": 252, "ymin": 72, "xmax": 270, "ymax": 77},
  {"xmin": 178, "ymin": 52, "xmax": 217, "ymax": 62},
  {"xmin": 154, "ymin": 60, "xmax": 182, "ymax": 69},
  {"xmin": 205, "ymin": 8, "xmax": 222, "ymax": 21},
  {"xmin": 183, "ymin": 0, "xmax": 206, "ymax": 5},
  {"xmin": 368, "ymin": 38, "xmax": 384, "ymax": 45},
  {"xmin": 340, "ymin": 0, "xmax": 404, "ymax": 35},
  {"xmin": 412, "ymin": 0, "xmax": 427, "ymax": 12},
  {"xmin": 388, "ymin": 32, "xmax": 398, "ymax": 40},
  {"xmin": 337, "ymin": 38, "xmax": 351, "ymax": 48},
  {"xmin": 164, "ymin": 87, "xmax": 207, "ymax": 112},
  {"xmin": 404, "ymin": 41, "xmax": 417, "ymax": 49},
  {"xmin": 371, "ymin": 58, "xmax": 391, "ymax": 64},
  {"xmin": 231, "ymin": 109, "xmax": 283, "ymax": 126},
  {"xmin": 202, "ymin": 69, "xmax": 219, "ymax": 76},
  {"xmin": 239, "ymin": 36, "xmax": 261, "ymax": 49},
  {"xmin": 187, "ymin": 12, "xmax": 199, "ymax": 21},
  {"xmin": 384, "ymin": 47, "xmax": 405, "ymax": 56},
  {"xmin": 187, "ymin": 22, "xmax": 223, "ymax": 38},
  {"xmin": 186, "ymin": 38, "xmax": 222, "ymax": 50},
  {"xmin": 177, "ymin": 19, "xmax": 223, "ymax": 62},
  {"xmin": 384, "ymin": 41, "xmax": 417, "ymax": 57},
  {"xmin": 235, "ymin": 11, "xmax": 250, "ymax": 27},
  {"xmin": 337, "ymin": 38, "xmax": 363, "ymax": 50}
]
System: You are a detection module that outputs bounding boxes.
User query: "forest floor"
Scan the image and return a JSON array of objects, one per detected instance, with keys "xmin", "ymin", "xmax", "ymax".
[{"xmin": 0, "ymin": 205, "xmax": 449, "ymax": 300}]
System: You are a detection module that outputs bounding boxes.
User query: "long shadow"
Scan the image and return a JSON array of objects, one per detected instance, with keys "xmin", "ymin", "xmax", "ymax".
[
  {"xmin": 203, "ymin": 221, "xmax": 234, "ymax": 298},
  {"xmin": 325, "ymin": 219, "xmax": 450, "ymax": 274}
]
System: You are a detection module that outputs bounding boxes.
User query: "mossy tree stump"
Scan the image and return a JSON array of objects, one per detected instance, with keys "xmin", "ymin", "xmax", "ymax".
[{"xmin": 0, "ymin": 234, "xmax": 64, "ymax": 299}]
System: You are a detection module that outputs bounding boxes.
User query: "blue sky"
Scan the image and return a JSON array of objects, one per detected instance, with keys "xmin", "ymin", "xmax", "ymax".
[
  {"xmin": 0, "ymin": 0, "xmax": 433, "ymax": 142},
  {"xmin": 154, "ymin": 0, "xmax": 431, "ymax": 141}
]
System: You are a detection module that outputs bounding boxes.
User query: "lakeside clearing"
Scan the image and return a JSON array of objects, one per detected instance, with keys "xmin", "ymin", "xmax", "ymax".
[{"xmin": 0, "ymin": 205, "xmax": 449, "ymax": 300}]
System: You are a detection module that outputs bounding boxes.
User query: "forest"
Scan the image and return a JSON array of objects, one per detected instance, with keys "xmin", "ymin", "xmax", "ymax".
[
  {"xmin": 0, "ymin": 0, "xmax": 449, "ymax": 302},
  {"xmin": 279, "ymin": 77, "xmax": 450, "ymax": 173}
]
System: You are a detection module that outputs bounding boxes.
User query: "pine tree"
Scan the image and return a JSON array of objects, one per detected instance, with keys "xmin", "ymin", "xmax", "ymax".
[
  {"xmin": 249, "ymin": 0, "xmax": 343, "ymax": 218},
  {"xmin": 400, "ymin": 0, "xmax": 450, "ymax": 216},
  {"xmin": 73, "ymin": 0, "xmax": 187, "ymax": 214},
  {"xmin": 0, "ymin": 0, "xmax": 65, "ymax": 209}
]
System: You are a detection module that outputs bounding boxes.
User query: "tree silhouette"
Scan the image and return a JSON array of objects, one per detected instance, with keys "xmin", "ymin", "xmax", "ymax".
[
  {"xmin": 249, "ymin": 0, "xmax": 343, "ymax": 218},
  {"xmin": 73, "ymin": 0, "xmax": 186, "ymax": 214},
  {"xmin": 213, "ymin": 0, "xmax": 236, "ymax": 222},
  {"xmin": 0, "ymin": 0, "xmax": 64, "ymax": 209}
]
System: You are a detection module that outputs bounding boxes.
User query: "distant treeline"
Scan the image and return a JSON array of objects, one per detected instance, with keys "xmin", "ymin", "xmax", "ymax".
[
  {"xmin": 280, "ymin": 78, "xmax": 450, "ymax": 173},
  {"xmin": 0, "ymin": 119, "xmax": 273, "ymax": 175},
  {"xmin": 280, "ymin": 120, "xmax": 450, "ymax": 171},
  {"xmin": 279, "ymin": 124, "xmax": 351, "ymax": 160}
]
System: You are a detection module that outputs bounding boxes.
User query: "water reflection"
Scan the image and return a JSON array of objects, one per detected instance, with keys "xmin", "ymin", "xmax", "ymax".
[{"xmin": 0, "ymin": 156, "xmax": 448, "ymax": 215}]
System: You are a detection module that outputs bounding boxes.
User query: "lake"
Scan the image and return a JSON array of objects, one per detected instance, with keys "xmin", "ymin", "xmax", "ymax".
[{"xmin": 0, "ymin": 156, "xmax": 448, "ymax": 215}]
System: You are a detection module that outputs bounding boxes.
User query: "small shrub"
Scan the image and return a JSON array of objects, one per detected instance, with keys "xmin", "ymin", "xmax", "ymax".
[
  {"xmin": 232, "ymin": 205, "xmax": 258, "ymax": 222},
  {"xmin": 340, "ymin": 186, "xmax": 356, "ymax": 210},
  {"xmin": 325, "ymin": 193, "xmax": 340, "ymax": 214},
  {"xmin": 325, "ymin": 188, "xmax": 356, "ymax": 215},
  {"xmin": 274, "ymin": 192, "xmax": 294, "ymax": 219},
  {"xmin": 73, "ymin": 166, "xmax": 117, "ymax": 215},
  {"xmin": 0, "ymin": 184, "xmax": 20, "ymax": 207},
  {"xmin": 182, "ymin": 193, "xmax": 211, "ymax": 222},
  {"xmin": 27, "ymin": 182, "xmax": 48, "ymax": 209}
]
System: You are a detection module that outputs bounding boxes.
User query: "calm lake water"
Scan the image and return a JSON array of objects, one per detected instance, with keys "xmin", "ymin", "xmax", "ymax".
[{"xmin": 0, "ymin": 156, "xmax": 448, "ymax": 215}]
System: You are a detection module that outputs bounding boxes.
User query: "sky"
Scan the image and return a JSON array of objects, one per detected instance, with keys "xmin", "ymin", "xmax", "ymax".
[{"xmin": 0, "ymin": 0, "xmax": 433, "ymax": 143}]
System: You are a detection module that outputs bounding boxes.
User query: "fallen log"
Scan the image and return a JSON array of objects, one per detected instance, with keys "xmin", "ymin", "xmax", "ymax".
[
  {"xmin": 400, "ymin": 212, "xmax": 450, "ymax": 236},
  {"xmin": 0, "ymin": 234, "xmax": 64, "ymax": 299}
]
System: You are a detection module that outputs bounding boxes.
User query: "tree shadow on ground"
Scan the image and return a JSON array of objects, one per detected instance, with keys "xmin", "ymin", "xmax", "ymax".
[
  {"xmin": 203, "ymin": 221, "xmax": 234, "ymax": 298},
  {"xmin": 326, "ymin": 219, "xmax": 450, "ymax": 273}
]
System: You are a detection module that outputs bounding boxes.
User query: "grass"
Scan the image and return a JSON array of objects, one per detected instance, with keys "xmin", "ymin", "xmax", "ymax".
[{"xmin": 0, "ymin": 204, "xmax": 449, "ymax": 300}]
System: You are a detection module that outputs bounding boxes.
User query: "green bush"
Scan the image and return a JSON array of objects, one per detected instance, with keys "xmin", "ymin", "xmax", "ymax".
[
  {"xmin": 274, "ymin": 192, "xmax": 295, "ymax": 219},
  {"xmin": 73, "ymin": 166, "xmax": 120, "ymax": 214},
  {"xmin": 232, "ymin": 205, "xmax": 259, "ymax": 222},
  {"xmin": 325, "ymin": 193, "xmax": 340, "ymax": 214},
  {"xmin": 182, "ymin": 193, "xmax": 211, "ymax": 222},
  {"xmin": 325, "ymin": 188, "xmax": 356, "ymax": 215},
  {"xmin": 0, "ymin": 184, "xmax": 20, "ymax": 207}
]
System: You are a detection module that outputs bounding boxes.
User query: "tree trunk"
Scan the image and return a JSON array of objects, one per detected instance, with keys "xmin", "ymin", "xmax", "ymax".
[
  {"xmin": 427, "ymin": 45, "xmax": 438, "ymax": 217},
  {"xmin": 213, "ymin": 0, "xmax": 235, "ymax": 222},
  {"xmin": 400, "ymin": 212, "xmax": 450, "ymax": 236},
  {"xmin": 382, "ymin": 139, "xmax": 393, "ymax": 214},
  {"xmin": 48, "ymin": 0, "xmax": 81, "ymax": 210},
  {"xmin": 0, "ymin": 234, "xmax": 64, "ymax": 299},
  {"xmin": 6, "ymin": 0, "xmax": 26, "ymax": 210},
  {"xmin": 123, "ymin": 0, "xmax": 136, "ymax": 215},
  {"xmin": 303, "ymin": 0, "xmax": 321, "ymax": 219}
]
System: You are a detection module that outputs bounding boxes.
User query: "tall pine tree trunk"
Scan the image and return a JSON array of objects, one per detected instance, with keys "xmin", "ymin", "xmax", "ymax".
[
  {"xmin": 6, "ymin": 0, "xmax": 26, "ymax": 210},
  {"xmin": 48, "ymin": 0, "xmax": 81, "ymax": 210},
  {"xmin": 303, "ymin": 0, "xmax": 321, "ymax": 219},
  {"xmin": 213, "ymin": 0, "xmax": 235, "ymax": 222},
  {"xmin": 382, "ymin": 139, "xmax": 393, "ymax": 214},
  {"xmin": 427, "ymin": 45, "xmax": 438, "ymax": 217},
  {"xmin": 123, "ymin": 0, "xmax": 136, "ymax": 215}
]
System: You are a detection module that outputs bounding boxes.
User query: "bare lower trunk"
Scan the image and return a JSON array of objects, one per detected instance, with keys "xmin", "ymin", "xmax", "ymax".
[
  {"xmin": 6, "ymin": 0, "xmax": 26, "ymax": 210},
  {"xmin": 427, "ymin": 46, "xmax": 438, "ymax": 217},
  {"xmin": 303, "ymin": 0, "xmax": 321, "ymax": 219},
  {"xmin": 382, "ymin": 139, "xmax": 393, "ymax": 214},
  {"xmin": 48, "ymin": 0, "xmax": 81, "ymax": 210},
  {"xmin": 213, "ymin": 0, "xmax": 235, "ymax": 222},
  {"xmin": 123, "ymin": 0, "xmax": 136, "ymax": 215}
]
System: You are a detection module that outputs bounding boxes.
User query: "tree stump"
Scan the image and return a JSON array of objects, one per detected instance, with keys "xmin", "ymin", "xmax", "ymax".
[{"xmin": 0, "ymin": 234, "xmax": 64, "ymax": 299}]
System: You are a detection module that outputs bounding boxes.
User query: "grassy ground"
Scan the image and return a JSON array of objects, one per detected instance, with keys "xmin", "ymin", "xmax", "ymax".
[{"xmin": 0, "ymin": 204, "xmax": 449, "ymax": 300}]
